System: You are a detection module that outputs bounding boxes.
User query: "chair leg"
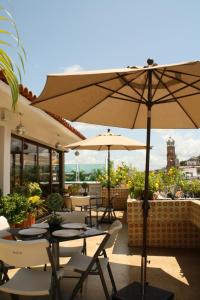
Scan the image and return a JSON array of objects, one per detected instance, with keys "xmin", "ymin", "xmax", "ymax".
[
  {"xmin": 107, "ymin": 262, "xmax": 117, "ymax": 294},
  {"xmin": 69, "ymin": 271, "xmax": 88, "ymax": 300},
  {"xmin": 82, "ymin": 238, "xmax": 87, "ymax": 255},
  {"xmin": 96, "ymin": 259, "xmax": 110, "ymax": 300}
]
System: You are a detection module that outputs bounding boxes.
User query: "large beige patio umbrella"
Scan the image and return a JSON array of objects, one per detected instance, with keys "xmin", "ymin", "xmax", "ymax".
[
  {"xmin": 33, "ymin": 59, "xmax": 200, "ymax": 299},
  {"xmin": 65, "ymin": 128, "xmax": 147, "ymax": 223}
]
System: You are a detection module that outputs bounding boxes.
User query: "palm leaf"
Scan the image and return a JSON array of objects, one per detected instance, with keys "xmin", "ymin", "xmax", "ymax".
[{"xmin": 0, "ymin": 5, "xmax": 26, "ymax": 110}]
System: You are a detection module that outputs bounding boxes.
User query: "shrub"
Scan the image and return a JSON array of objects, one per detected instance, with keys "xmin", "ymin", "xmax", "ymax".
[
  {"xmin": 0, "ymin": 193, "xmax": 28, "ymax": 225},
  {"xmin": 47, "ymin": 193, "xmax": 64, "ymax": 213}
]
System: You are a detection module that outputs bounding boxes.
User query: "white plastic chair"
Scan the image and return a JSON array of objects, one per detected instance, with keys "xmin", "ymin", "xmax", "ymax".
[
  {"xmin": 56, "ymin": 211, "xmax": 88, "ymax": 257},
  {"xmin": 63, "ymin": 220, "xmax": 123, "ymax": 300},
  {"xmin": 0, "ymin": 216, "xmax": 15, "ymax": 284},
  {"xmin": 0, "ymin": 216, "xmax": 10, "ymax": 239},
  {"xmin": 70, "ymin": 196, "xmax": 90, "ymax": 211},
  {"xmin": 0, "ymin": 238, "xmax": 63, "ymax": 299}
]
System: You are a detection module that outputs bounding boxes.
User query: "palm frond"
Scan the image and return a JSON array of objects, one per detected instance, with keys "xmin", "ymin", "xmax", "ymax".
[{"xmin": 0, "ymin": 6, "xmax": 26, "ymax": 110}]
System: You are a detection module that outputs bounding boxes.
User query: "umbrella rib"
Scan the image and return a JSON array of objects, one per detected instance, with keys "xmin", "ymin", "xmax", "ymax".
[
  {"xmin": 33, "ymin": 73, "xmax": 137, "ymax": 104},
  {"xmin": 116, "ymin": 70, "xmax": 148, "ymax": 102},
  {"xmin": 166, "ymin": 69, "xmax": 200, "ymax": 79},
  {"xmin": 72, "ymin": 72, "xmax": 146, "ymax": 121},
  {"xmin": 153, "ymin": 91, "xmax": 200, "ymax": 104},
  {"xmin": 152, "ymin": 68, "xmax": 167, "ymax": 99},
  {"xmin": 153, "ymin": 71, "xmax": 199, "ymax": 128},
  {"xmin": 109, "ymin": 95, "xmax": 146, "ymax": 104},
  {"xmin": 161, "ymin": 70, "xmax": 200, "ymax": 90},
  {"xmin": 131, "ymin": 72, "xmax": 149, "ymax": 129},
  {"xmin": 154, "ymin": 70, "xmax": 200, "ymax": 102},
  {"xmin": 96, "ymin": 83, "xmax": 143, "ymax": 102}
]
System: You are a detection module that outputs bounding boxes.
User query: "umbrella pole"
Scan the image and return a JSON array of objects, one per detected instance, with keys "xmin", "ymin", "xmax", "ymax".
[
  {"xmin": 108, "ymin": 145, "xmax": 111, "ymax": 222},
  {"xmin": 141, "ymin": 99, "xmax": 151, "ymax": 297}
]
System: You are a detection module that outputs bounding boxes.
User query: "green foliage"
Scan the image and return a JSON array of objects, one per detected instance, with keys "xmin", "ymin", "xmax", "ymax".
[
  {"xmin": 47, "ymin": 214, "xmax": 62, "ymax": 231},
  {"xmin": 25, "ymin": 182, "xmax": 42, "ymax": 197},
  {"xmin": 0, "ymin": 5, "xmax": 26, "ymax": 110},
  {"xmin": 0, "ymin": 193, "xmax": 28, "ymax": 224},
  {"xmin": 47, "ymin": 193, "xmax": 64, "ymax": 212},
  {"xmin": 12, "ymin": 182, "xmax": 44, "ymax": 216},
  {"xmin": 66, "ymin": 184, "xmax": 80, "ymax": 195}
]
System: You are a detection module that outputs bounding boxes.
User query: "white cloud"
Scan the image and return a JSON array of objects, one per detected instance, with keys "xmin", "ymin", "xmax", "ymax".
[{"xmin": 63, "ymin": 64, "xmax": 83, "ymax": 73}]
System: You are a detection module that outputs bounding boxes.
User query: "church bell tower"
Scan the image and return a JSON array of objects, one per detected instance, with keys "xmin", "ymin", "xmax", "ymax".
[{"xmin": 167, "ymin": 137, "xmax": 176, "ymax": 169}]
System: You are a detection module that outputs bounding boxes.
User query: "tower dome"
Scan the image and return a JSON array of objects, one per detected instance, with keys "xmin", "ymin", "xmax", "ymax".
[{"xmin": 167, "ymin": 136, "xmax": 175, "ymax": 147}]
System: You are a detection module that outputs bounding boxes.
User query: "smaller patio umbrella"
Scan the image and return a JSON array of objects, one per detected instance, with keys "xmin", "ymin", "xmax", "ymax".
[{"xmin": 65, "ymin": 129, "xmax": 147, "ymax": 222}]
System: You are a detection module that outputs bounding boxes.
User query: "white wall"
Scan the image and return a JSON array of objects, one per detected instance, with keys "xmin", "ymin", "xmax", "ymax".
[{"xmin": 0, "ymin": 126, "xmax": 11, "ymax": 195}]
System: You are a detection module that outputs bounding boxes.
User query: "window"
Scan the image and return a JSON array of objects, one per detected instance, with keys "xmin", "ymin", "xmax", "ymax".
[{"xmin": 10, "ymin": 135, "xmax": 63, "ymax": 195}]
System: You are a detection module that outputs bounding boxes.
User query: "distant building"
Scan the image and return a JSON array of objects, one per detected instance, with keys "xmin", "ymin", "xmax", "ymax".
[
  {"xmin": 179, "ymin": 156, "xmax": 200, "ymax": 179},
  {"xmin": 166, "ymin": 137, "xmax": 200, "ymax": 179},
  {"xmin": 166, "ymin": 137, "xmax": 179, "ymax": 169}
]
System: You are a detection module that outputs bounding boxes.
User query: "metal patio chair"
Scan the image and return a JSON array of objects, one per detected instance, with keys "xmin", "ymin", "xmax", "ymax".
[
  {"xmin": 56, "ymin": 211, "xmax": 88, "ymax": 257},
  {"xmin": 63, "ymin": 220, "xmax": 123, "ymax": 300}
]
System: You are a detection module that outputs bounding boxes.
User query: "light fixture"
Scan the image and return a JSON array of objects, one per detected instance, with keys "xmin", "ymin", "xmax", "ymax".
[
  {"xmin": 15, "ymin": 112, "xmax": 26, "ymax": 135},
  {"xmin": 75, "ymin": 150, "xmax": 80, "ymax": 157},
  {"xmin": 55, "ymin": 134, "xmax": 62, "ymax": 149}
]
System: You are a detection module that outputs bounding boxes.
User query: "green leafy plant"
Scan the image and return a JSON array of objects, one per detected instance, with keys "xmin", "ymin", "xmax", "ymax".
[
  {"xmin": 47, "ymin": 193, "xmax": 64, "ymax": 213},
  {"xmin": 81, "ymin": 182, "xmax": 89, "ymax": 196},
  {"xmin": 46, "ymin": 193, "xmax": 64, "ymax": 230},
  {"xmin": 0, "ymin": 193, "xmax": 28, "ymax": 225},
  {"xmin": 66, "ymin": 184, "xmax": 80, "ymax": 195},
  {"xmin": 0, "ymin": 5, "xmax": 26, "ymax": 110},
  {"xmin": 12, "ymin": 182, "xmax": 44, "ymax": 216}
]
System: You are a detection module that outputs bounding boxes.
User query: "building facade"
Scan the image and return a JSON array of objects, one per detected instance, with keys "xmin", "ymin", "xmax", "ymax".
[{"xmin": 0, "ymin": 74, "xmax": 84, "ymax": 195}]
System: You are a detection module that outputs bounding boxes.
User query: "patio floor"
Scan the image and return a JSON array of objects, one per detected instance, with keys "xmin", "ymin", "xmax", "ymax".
[{"xmin": 1, "ymin": 211, "xmax": 200, "ymax": 300}]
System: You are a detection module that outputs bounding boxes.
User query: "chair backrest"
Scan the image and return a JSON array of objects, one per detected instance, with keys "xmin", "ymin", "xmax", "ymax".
[
  {"xmin": 0, "ymin": 216, "xmax": 10, "ymax": 238},
  {"xmin": 0, "ymin": 238, "xmax": 50, "ymax": 267},
  {"xmin": 70, "ymin": 196, "xmax": 90, "ymax": 207},
  {"xmin": 56, "ymin": 211, "xmax": 88, "ymax": 223},
  {"xmin": 0, "ymin": 216, "xmax": 10, "ymax": 231},
  {"xmin": 91, "ymin": 220, "xmax": 122, "ymax": 261},
  {"xmin": 104, "ymin": 220, "xmax": 122, "ymax": 249}
]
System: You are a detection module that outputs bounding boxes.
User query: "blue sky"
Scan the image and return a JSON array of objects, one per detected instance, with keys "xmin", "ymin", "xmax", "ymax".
[{"xmin": 3, "ymin": 0, "xmax": 200, "ymax": 170}]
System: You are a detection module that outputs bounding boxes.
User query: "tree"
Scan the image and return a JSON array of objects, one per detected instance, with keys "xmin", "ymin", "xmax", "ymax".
[{"xmin": 0, "ymin": 5, "xmax": 26, "ymax": 110}]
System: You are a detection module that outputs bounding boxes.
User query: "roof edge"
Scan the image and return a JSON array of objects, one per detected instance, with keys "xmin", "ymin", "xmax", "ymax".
[{"xmin": 0, "ymin": 70, "xmax": 85, "ymax": 140}]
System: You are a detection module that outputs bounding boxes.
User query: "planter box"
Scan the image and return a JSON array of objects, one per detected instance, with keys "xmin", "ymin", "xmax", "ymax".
[
  {"xmin": 11, "ymin": 214, "xmax": 36, "ymax": 228},
  {"xmin": 102, "ymin": 188, "xmax": 129, "ymax": 210}
]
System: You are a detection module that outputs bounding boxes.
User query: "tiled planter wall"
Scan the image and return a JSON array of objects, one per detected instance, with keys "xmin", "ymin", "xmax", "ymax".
[
  {"xmin": 127, "ymin": 199, "xmax": 200, "ymax": 248},
  {"xmin": 102, "ymin": 188, "xmax": 129, "ymax": 210}
]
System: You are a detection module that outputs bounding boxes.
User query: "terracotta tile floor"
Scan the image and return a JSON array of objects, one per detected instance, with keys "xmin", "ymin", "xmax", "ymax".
[{"xmin": 1, "ymin": 211, "xmax": 200, "ymax": 300}]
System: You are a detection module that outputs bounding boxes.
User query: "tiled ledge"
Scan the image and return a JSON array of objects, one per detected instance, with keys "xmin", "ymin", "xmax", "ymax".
[{"xmin": 127, "ymin": 199, "xmax": 200, "ymax": 248}]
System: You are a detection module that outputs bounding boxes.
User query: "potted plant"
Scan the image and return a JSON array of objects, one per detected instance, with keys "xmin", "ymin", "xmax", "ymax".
[
  {"xmin": 46, "ymin": 193, "xmax": 64, "ymax": 231},
  {"xmin": 0, "ymin": 193, "xmax": 29, "ymax": 227},
  {"xmin": 81, "ymin": 182, "xmax": 89, "ymax": 196},
  {"xmin": 12, "ymin": 182, "xmax": 45, "ymax": 223}
]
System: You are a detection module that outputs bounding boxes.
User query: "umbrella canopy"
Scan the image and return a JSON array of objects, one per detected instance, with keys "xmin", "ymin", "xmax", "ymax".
[
  {"xmin": 33, "ymin": 60, "xmax": 200, "ymax": 129},
  {"xmin": 65, "ymin": 129, "xmax": 147, "ymax": 223},
  {"xmin": 65, "ymin": 129, "xmax": 147, "ymax": 150},
  {"xmin": 32, "ymin": 59, "xmax": 200, "ymax": 298}
]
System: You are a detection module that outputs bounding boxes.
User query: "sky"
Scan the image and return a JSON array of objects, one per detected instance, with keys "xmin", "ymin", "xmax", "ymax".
[{"xmin": 2, "ymin": 0, "xmax": 200, "ymax": 170}]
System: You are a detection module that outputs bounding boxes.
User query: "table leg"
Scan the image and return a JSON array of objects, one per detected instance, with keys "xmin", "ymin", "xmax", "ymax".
[{"xmin": 51, "ymin": 242, "xmax": 60, "ymax": 270}]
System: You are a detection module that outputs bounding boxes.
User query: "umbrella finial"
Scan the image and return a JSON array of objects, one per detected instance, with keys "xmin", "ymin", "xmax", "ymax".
[{"xmin": 147, "ymin": 58, "xmax": 154, "ymax": 66}]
